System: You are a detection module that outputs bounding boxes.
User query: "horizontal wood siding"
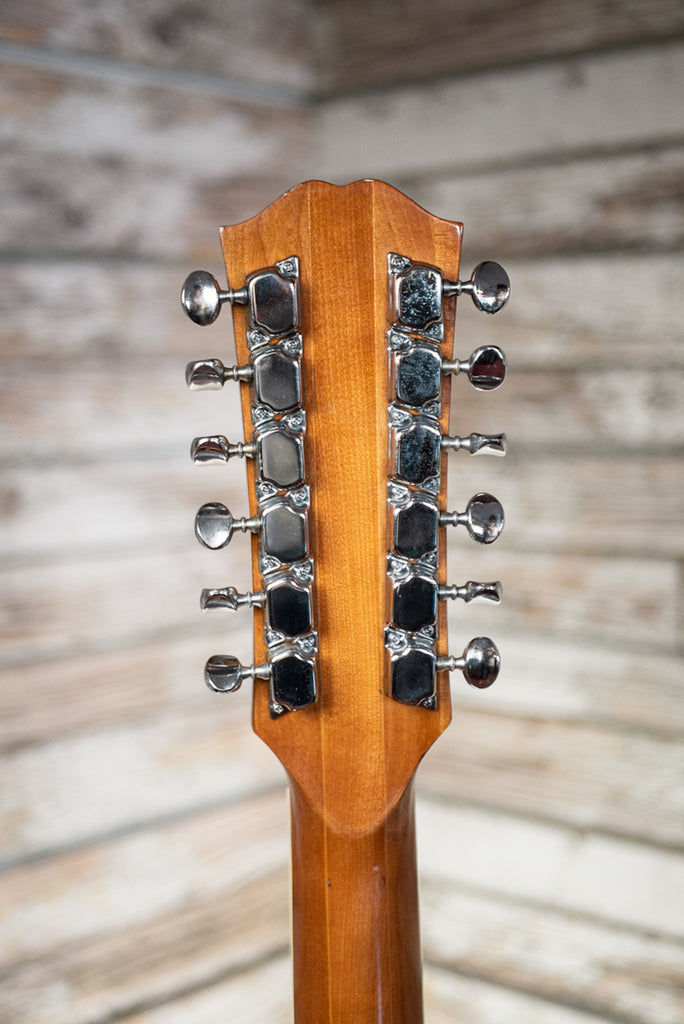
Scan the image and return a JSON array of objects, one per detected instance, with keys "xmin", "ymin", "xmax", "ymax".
[{"xmin": 1, "ymin": 3, "xmax": 682, "ymax": 1022}]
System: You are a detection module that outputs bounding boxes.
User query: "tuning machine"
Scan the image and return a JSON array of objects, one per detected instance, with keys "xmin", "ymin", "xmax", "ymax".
[
  {"xmin": 388, "ymin": 636, "xmax": 501, "ymax": 707},
  {"xmin": 390, "ymin": 572, "xmax": 502, "ymax": 633},
  {"xmin": 181, "ymin": 259, "xmax": 300, "ymax": 336},
  {"xmin": 195, "ymin": 498, "xmax": 309, "ymax": 568},
  {"xmin": 201, "ymin": 571, "xmax": 314, "ymax": 640},
  {"xmin": 204, "ymin": 646, "xmax": 317, "ymax": 715}
]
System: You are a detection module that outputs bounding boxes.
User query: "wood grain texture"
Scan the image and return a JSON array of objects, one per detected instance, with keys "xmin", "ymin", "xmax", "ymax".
[
  {"xmin": 315, "ymin": 0, "xmax": 684, "ymax": 95},
  {"xmin": 220, "ymin": 179, "xmax": 463, "ymax": 1022}
]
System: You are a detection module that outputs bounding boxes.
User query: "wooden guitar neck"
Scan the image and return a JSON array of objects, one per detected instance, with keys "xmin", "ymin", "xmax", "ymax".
[{"xmin": 182, "ymin": 179, "xmax": 509, "ymax": 1022}]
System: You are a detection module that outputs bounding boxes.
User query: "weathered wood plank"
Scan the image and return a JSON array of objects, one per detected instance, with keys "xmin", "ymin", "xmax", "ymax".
[
  {"xmin": 416, "ymin": 798, "xmax": 684, "ymax": 938},
  {"xmin": 0, "ymin": 543, "xmax": 676, "ymax": 668},
  {"xmin": 410, "ymin": 145, "xmax": 684, "ymax": 258},
  {"xmin": 3, "ymin": 363, "xmax": 681, "ymax": 461},
  {"xmin": 0, "ymin": 700, "xmax": 282, "ymax": 862},
  {"xmin": 0, "ymin": 62, "xmax": 308, "ymax": 261},
  {"xmin": 0, "ymin": 635, "xmax": 226, "ymax": 750},
  {"xmin": 420, "ymin": 707, "xmax": 684, "ymax": 846},
  {"xmin": 3, "ymin": 452, "xmax": 682, "ymax": 565},
  {"xmin": 316, "ymin": 0, "xmax": 684, "ymax": 95},
  {"xmin": 0, "ymin": 791, "xmax": 289, "ymax": 963},
  {"xmin": 424, "ymin": 964, "xmax": 637, "ymax": 1024},
  {"xmin": 450, "ymin": 631, "xmax": 684, "ymax": 737},
  {"xmin": 315, "ymin": 42, "xmax": 684, "ymax": 181},
  {"xmin": 446, "ymin": 548, "xmax": 679, "ymax": 650},
  {"xmin": 0, "ymin": 542, "xmax": 253, "ymax": 666},
  {"xmin": 0, "ymin": 0, "xmax": 313, "ymax": 93},
  {"xmin": 0, "ymin": 871, "xmax": 290, "ymax": 1024},
  {"xmin": 421, "ymin": 881, "xmax": 684, "ymax": 1024},
  {"xmin": 2, "ymin": 250, "xmax": 682, "ymax": 367}
]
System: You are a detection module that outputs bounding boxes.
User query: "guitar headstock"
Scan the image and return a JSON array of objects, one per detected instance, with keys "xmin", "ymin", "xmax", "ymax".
[{"xmin": 182, "ymin": 180, "xmax": 509, "ymax": 827}]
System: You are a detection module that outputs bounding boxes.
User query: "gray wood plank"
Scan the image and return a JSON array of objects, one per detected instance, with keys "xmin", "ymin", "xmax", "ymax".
[
  {"xmin": 417, "ymin": 798, "xmax": 684, "ymax": 938},
  {"xmin": 0, "ymin": 62, "xmax": 308, "ymax": 261},
  {"xmin": 0, "ymin": 0, "xmax": 313, "ymax": 93},
  {"xmin": 421, "ymin": 882, "xmax": 684, "ymax": 1024},
  {"xmin": 315, "ymin": 42, "xmax": 684, "ymax": 180},
  {"xmin": 420, "ymin": 707, "xmax": 684, "ymax": 846},
  {"xmin": 409, "ymin": 145, "xmax": 684, "ymax": 257},
  {"xmin": 316, "ymin": 0, "xmax": 684, "ymax": 95}
]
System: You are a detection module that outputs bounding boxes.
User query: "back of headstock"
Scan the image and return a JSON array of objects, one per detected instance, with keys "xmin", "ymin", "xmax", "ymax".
[{"xmin": 182, "ymin": 179, "xmax": 509, "ymax": 828}]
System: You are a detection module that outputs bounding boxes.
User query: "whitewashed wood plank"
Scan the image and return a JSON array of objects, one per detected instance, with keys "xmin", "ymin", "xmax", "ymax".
[
  {"xmin": 4, "ymin": 453, "xmax": 681, "ymax": 564},
  {"xmin": 0, "ymin": 62, "xmax": 308, "ymax": 261},
  {"xmin": 112, "ymin": 956, "xmax": 291, "ymax": 1024},
  {"xmin": 0, "ymin": 703, "xmax": 282, "ymax": 862},
  {"xmin": 0, "ymin": 872, "xmax": 290, "ymax": 1024},
  {"xmin": 424, "ymin": 964, "xmax": 627, "ymax": 1024},
  {"xmin": 0, "ymin": 541, "xmax": 676, "ymax": 666},
  {"xmin": 2, "ymin": 251, "xmax": 681, "ymax": 367},
  {"xmin": 0, "ymin": 791, "xmax": 289, "ymax": 963},
  {"xmin": 416, "ymin": 798, "xmax": 684, "ymax": 938},
  {"xmin": 3, "ymin": 363, "xmax": 681, "ymax": 461},
  {"xmin": 0, "ymin": 540, "xmax": 255, "ymax": 666},
  {"xmin": 421, "ymin": 881, "xmax": 684, "ymax": 1024},
  {"xmin": 317, "ymin": 0, "xmax": 684, "ymax": 95},
  {"xmin": 448, "ymin": 631, "xmax": 684, "ymax": 736},
  {"xmin": 408, "ymin": 144, "xmax": 684, "ymax": 257},
  {"xmin": 420, "ymin": 707, "xmax": 684, "ymax": 846},
  {"xmin": 0, "ymin": 635, "xmax": 226, "ymax": 749},
  {"xmin": 445, "ymin": 548, "xmax": 679, "ymax": 650},
  {"xmin": 458, "ymin": 254, "xmax": 684, "ymax": 369},
  {"xmin": 315, "ymin": 42, "xmax": 684, "ymax": 180},
  {"xmin": 0, "ymin": 0, "xmax": 313, "ymax": 93}
]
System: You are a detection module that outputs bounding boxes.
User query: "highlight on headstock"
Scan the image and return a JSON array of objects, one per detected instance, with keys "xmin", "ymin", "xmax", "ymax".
[{"xmin": 181, "ymin": 179, "xmax": 509, "ymax": 726}]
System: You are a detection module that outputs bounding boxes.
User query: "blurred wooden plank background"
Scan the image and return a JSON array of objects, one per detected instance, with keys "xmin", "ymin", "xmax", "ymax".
[{"xmin": 1, "ymin": 2, "xmax": 682, "ymax": 1022}]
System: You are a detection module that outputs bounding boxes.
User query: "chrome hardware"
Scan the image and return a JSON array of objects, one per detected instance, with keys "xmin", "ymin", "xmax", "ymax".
[
  {"xmin": 191, "ymin": 435, "xmax": 256, "ymax": 465},
  {"xmin": 440, "ymin": 493, "xmax": 504, "ymax": 544},
  {"xmin": 200, "ymin": 586, "xmax": 265, "ymax": 612},
  {"xmin": 442, "ymin": 344, "xmax": 507, "ymax": 390},
  {"xmin": 205, "ymin": 646, "xmax": 317, "ymax": 714},
  {"xmin": 181, "ymin": 270, "xmax": 248, "ymax": 326},
  {"xmin": 437, "ymin": 636, "xmax": 501, "ymax": 688},
  {"xmin": 443, "ymin": 262, "xmax": 510, "ymax": 314},
  {"xmin": 438, "ymin": 580, "xmax": 502, "ymax": 604},
  {"xmin": 194, "ymin": 502, "xmax": 261, "ymax": 550},
  {"xmin": 185, "ymin": 358, "xmax": 253, "ymax": 390},
  {"xmin": 441, "ymin": 432, "xmax": 507, "ymax": 457},
  {"xmin": 252, "ymin": 346, "xmax": 302, "ymax": 412},
  {"xmin": 391, "ymin": 575, "xmax": 502, "ymax": 633},
  {"xmin": 201, "ymin": 574, "xmax": 313, "ymax": 639}
]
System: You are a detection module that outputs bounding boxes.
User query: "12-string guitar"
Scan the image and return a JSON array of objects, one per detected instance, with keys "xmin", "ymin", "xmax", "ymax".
[{"xmin": 181, "ymin": 180, "xmax": 509, "ymax": 1023}]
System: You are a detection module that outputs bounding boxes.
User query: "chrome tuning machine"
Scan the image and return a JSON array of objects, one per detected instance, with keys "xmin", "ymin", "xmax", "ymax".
[
  {"xmin": 442, "ymin": 261, "xmax": 510, "ymax": 314},
  {"xmin": 388, "ymin": 636, "xmax": 501, "ymax": 707},
  {"xmin": 204, "ymin": 648, "xmax": 317, "ymax": 716},
  {"xmin": 201, "ymin": 573, "xmax": 313, "ymax": 640},
  {"xmin": 195, "ymin": 499, "xmax": 308, "ymax": 568}
]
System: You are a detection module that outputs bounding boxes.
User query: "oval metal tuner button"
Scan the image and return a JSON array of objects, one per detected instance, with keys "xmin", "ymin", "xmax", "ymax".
[
  {"xmin": 181, "ymin": 270, "xmax": 224, "ymax": 326},
  {"xmin": 195, "ymin": 501, "xmax": 233, "ymax": 549},
  {"xmin": 470, "ymin": 262, "xmax": 510, "ymax": 314},
  {"xmin": 461, "ymin": 637, "xmax": 501, "ymax": 689},
  {"xmin": 467, "ymin": 493, "xmax": 505, "ymax": 544},
  {"xmin": 469, "ymin": 345, "xmax": 507, "ymax": 390}
]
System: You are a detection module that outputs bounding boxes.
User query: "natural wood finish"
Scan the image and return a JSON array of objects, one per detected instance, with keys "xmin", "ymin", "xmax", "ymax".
[{"xmin": 220, "ymin": 180, "xmax": 460, "ymax": 1022}]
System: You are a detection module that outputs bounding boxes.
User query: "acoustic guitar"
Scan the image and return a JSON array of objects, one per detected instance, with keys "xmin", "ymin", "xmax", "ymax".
[{"xmin": 181, "ymin": 179, "xmax": 509, "ymax": 1023}]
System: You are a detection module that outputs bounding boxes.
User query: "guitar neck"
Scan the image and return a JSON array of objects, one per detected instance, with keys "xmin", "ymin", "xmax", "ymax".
[
  {"xmin": 290, "ymin": 775, "xmax": 421, "ymax": 1022},
  {"xmin": 182, "ymin": 179, "xmax": 508, "ymax": 1023}
]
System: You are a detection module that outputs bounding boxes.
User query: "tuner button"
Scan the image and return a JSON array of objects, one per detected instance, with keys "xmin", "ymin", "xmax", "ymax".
[
  {"xmin": 460, "ymin": 637, "xmax": 501, "ymax": 688},
  {"xmin": 444, "ymin": 262, "xmax": 510, "ymax": 314},
  {"xmin": 185, "ymin": 358, "xmax": 252, "ymax": 390},
  {"xmin": 181, "ymin": 271, "xmax": 226, "ymax": 326},
  {"xmin": 441, "ymin": 493, "xmax": 505, "ymax": 545},
  {"xmin": 442, "ymin": 345, "xmax": 507, "ymax": 390},
  {"xmin": 195, "ymin": 502, "xmax": 234, "ymax": 549},
  {"xmin": 205, "ymin": 655, "xmax": 247, "ymax": 692},
  {"xmin": 442, "ymin": 432, "xmax": 507, "ymax": 457},
  {"xmin": 439, "ymin": 580, "xmax": 503, "ymax": 604},
  {"xmin": 190, "ymin": 435, "xmax": 255, "ymax": 465}
]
